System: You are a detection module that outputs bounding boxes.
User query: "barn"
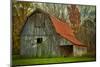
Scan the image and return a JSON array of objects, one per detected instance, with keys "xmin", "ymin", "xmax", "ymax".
[{"xmin": 20, "ymin": 8, "xmax": 87, "ymax": 57}]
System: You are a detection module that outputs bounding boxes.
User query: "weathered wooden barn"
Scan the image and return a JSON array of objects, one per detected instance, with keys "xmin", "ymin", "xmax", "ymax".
[{"xmin": 20, "ymin": 8, "xmax": 87, "ymax": 57}]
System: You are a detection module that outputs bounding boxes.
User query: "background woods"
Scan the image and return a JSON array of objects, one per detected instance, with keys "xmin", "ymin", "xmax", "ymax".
[
  {"xmin": 12, "ymin": 1, "xmax": 34, "ymax": 54},
  {"xmin": 12, "ymin": 1, "xmax": 96, "ymax": 56}
]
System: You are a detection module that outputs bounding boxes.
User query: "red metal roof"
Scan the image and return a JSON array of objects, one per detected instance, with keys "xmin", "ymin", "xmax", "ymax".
[{"xmin": 50, "ymin": 15, "xmax": 87, "ymax": 47}]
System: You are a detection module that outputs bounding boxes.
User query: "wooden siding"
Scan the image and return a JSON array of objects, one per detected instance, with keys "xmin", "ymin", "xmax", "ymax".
[
  {"xmin": 73, "ymin": 46, "xmax": 87, "ymax": 56},
  {"xmin": 20, "ymin": 12, "xmax": 62, "ymax": 57}
]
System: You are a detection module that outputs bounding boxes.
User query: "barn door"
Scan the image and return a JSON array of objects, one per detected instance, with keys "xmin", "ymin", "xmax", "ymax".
[{"xmin": 59, "ymin": 45, "xmax": 73, "ymax": 57}]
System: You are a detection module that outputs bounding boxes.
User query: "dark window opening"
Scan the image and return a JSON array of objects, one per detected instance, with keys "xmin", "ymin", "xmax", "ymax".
[{"xmin": 37, "ymin": 38, "xmax": 42, "ymax": 44}]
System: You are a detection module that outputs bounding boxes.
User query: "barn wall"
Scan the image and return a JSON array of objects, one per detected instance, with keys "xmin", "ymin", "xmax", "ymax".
[
  {"xmin": 20, "ymin": 18, "xmax": 35, "ymax": 56},
  {"xmin": 20, "ymin": 12, "xmax": 62, "ymax": 57},
  {"xmin": 59, "ymin": 37, "xmax": 72, "ymax": 45},
  {"xmin": 73, "ymin": 46, "xmax": 87, "ymax": 56}
]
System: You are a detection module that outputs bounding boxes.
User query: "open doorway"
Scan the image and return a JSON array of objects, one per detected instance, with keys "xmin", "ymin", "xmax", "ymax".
[{"xmin": 59, "ymin": 45, "xmax": 73, "ymax": 56}]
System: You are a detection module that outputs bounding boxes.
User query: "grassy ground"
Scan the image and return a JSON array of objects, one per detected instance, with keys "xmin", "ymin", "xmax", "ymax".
[{"xmin": 12, "ymin": 55, "xmax": 96, "ymax": 66}]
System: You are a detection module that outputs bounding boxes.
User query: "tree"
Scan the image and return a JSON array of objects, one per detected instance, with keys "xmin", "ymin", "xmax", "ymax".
[
  {"xmin": 12, "ymin": 0, "xmax": 33, "ymax": 54},
  {"xmin": 75, "ymin": 18, "xmax": 96, "ymax": 56},
  {"xmin": 67, "ymin": 5, "xmax": 80, "ymax": 32}
]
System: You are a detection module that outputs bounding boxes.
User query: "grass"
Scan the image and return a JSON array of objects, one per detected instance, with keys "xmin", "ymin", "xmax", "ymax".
[{"xmin": 12, "ymin": 55, "xmax": 96, "ymax": 66}]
